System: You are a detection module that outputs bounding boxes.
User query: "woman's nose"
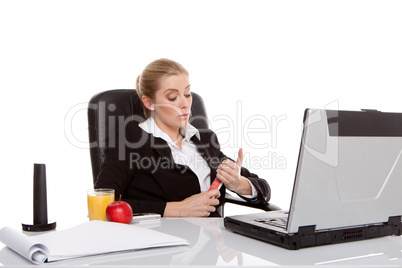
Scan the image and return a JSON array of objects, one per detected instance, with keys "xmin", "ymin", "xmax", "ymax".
[{"xmin": 180, "ymin": 95, "xmax": 190, "ymax": 109}]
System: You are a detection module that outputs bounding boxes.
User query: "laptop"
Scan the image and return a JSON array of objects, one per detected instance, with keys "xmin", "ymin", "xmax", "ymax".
[{"xmin": 224, "ymin": 109, "xmax": 402, "ymax": 249}]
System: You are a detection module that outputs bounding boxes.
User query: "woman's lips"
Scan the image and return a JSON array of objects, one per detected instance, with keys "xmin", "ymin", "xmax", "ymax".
[{"xmin": 178, "ymin": 113, "xmax": 189, "ymax": 118}]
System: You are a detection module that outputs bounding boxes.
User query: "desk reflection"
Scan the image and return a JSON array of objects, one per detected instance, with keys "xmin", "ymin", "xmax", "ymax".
[
  {"xmin": 163, "ymin": 218, "xmax": 242, "ymax": 265},
  {"xmin": 0, "ymin": 218, "xmax": 401, "ymax": 266},
  {"xmin": 82, "ymin": 218, "xmax": 402, "ymax": 266},
  {"xmin": 90, "ymin": 218, "xmax": 242, "ymax": 266}
]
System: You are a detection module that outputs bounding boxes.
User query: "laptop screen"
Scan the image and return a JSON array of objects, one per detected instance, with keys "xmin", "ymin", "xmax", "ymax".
[{"xmin": 287, "ymin": 109, "xmax": 402, "ymax": 233}]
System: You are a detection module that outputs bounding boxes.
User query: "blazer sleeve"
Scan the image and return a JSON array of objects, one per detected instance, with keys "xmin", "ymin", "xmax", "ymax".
[
  {"xmin": 206, "ymin": 130, "xmax": 271, "ymax": 205},
  {"xmin": 217, "ymin": 150, "xmax": 271, "ymax": 205},
  {"xmin": 238, "ymin": 166, "xmax": 271, "ymax": 204}
]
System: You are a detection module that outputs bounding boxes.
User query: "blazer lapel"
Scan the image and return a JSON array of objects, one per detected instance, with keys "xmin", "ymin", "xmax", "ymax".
[
  {"xmin": 149, "ymin": 135, "xmax": 176, "ymax": 165},
  {"xmin": 190, "ymin": 134, "xmax": 220, "ymax": 183},
  {"xmin": 150, "ymin": 135, "xmax": 189, "ymax": 172}
]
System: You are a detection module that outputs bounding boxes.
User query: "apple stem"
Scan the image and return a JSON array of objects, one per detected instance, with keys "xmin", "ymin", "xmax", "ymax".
[{"xmin": 119, "ymin": 194, "xmax": 122, "ymax": 203}]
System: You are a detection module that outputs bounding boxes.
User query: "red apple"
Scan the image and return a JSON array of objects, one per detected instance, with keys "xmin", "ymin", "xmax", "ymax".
[{"xmin": 106, "ymin": 196, "xmax": 133, "ymax": 224}]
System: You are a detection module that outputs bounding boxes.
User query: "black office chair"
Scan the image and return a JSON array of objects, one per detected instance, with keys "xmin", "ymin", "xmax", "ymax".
[{"xmin": 87, "ymin": 89, "xmax": 280, "ymax": 216}]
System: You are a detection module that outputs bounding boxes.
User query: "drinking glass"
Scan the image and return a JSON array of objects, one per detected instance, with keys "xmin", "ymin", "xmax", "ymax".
[{"xmin": 87, "ymin": 189, "xmax": 115, "ymax": 221}]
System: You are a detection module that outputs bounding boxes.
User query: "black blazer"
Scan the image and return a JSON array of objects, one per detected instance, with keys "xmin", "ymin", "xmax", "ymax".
[{"xmin": 95, "ymin": 121, "xmax": 271, "ymax": 217}]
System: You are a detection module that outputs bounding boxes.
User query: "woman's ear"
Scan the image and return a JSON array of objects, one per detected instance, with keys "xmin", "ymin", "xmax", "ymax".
[{"xmin": 142, "ymin": 96, "xmax": 154, "ymax": 111}]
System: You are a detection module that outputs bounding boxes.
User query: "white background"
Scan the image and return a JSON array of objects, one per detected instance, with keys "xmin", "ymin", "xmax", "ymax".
[{"xmin": 1, "ymin": 0, "xmax": 401, "ymax": 229}]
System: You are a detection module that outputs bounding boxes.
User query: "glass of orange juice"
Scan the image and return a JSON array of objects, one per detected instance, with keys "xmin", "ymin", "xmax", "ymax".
[{"xmin": 87, "ymin": 189, "xmax": 115, "ymax": 221}]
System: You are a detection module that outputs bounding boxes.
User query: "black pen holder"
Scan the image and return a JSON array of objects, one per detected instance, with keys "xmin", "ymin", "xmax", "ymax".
[{"xmin": 22, "ymin": 164, "xmax": 56, "ymax": 231}]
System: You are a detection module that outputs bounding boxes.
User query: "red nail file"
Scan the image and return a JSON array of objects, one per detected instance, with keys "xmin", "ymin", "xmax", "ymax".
[{"xmin": 209, "ymin": 177, "xmax": 222, "ymax": 191}]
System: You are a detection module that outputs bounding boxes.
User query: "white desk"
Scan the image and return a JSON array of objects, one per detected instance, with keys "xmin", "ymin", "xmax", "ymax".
[{"xmin": 1, "ymin": 217, "xmax": 402, "ymax": 267}]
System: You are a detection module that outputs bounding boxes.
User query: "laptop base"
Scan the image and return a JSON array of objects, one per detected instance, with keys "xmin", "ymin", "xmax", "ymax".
[{"xmin": 224, "ymin": 215, "xmax": 402, "ymax": 250}]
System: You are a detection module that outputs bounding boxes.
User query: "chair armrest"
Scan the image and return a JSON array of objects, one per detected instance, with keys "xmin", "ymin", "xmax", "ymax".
[{"xmin": 225, "ymin": 192, "xmax": 281, "ymax": 211}]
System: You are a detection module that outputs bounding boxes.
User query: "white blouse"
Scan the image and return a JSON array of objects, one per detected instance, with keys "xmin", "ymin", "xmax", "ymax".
[
  {"xmin": 139, "ymin": 116, "xmax": 257, "ymax": 198},
  {"xmin": 139, "ymin": 116, "xmax": 211, "ymax": 191}
]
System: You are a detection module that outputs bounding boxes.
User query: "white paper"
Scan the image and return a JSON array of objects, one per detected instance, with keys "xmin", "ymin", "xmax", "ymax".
[
  {"xmin": 0, "ymin": 221, "xmax": 189, "ymax": 264},
  {"xmin": 0, "ymin": 226, "xmax": 49, "ymax": 264}
]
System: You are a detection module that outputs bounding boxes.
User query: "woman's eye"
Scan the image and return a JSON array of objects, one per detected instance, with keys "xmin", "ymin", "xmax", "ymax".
[
  {"xmin": 168, "ymin": 97, "xmax": 177, "ymax": 101},
  {"xmin": 185, "ymin": 94, "xmax": 191, "ymax": 98}
]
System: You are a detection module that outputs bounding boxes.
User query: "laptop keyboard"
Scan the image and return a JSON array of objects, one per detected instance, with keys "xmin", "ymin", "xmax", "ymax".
[{"xmin": 255, "ymin": 217, "xmax": 288, "ymax": 229}]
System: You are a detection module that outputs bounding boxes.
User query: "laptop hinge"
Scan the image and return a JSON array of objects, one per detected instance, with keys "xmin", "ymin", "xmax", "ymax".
[
  {"xmin": 292, "ymin": 225, "xmax": 317, "ymax": 249},
  {"xmin": 361, "ymin": 109, "xmax": 381, "ymax": 113},
  {"xmin": 297, "ymin": 225, "xmax": 316, "ymax": 235},
  {"xmin": 387, "ymin": 215, "xmax": 402, "ymax": 235}
]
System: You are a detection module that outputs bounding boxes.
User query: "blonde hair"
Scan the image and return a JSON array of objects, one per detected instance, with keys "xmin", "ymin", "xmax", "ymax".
[{"xmin": 136, "ymin": 58, "xmax": 189, "ymax": 118}]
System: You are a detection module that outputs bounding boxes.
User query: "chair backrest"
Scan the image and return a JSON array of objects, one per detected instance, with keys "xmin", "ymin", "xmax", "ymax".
[{"xmin": 87, "ymin": 89, "xmax": 209, "ymax": 185}]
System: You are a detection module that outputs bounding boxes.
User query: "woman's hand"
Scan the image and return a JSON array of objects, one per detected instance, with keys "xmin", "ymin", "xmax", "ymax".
[
  {"xmin": 216, "ymin": 148, "xmax": 252, "ymax": 195},
  {"xmin": 164, "ymin": 189, "xmax": 220, "ymax": 217}
]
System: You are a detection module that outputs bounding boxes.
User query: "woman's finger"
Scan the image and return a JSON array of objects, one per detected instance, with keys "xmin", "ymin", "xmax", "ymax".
[{"xmin": 235, "ymin": 148, "xmax": 243, "ymax": 166}]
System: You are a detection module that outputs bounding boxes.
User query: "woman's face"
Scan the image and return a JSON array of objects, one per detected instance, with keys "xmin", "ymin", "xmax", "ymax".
[{"xmin": 150, "ymin": 73, "xmax": 192, "ymax": 132}]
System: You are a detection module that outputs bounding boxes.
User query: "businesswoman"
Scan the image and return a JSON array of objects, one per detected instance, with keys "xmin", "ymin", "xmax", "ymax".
[{"xmin": 95, "ymin": 58, "xmax": 271, "ymax": 217}]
